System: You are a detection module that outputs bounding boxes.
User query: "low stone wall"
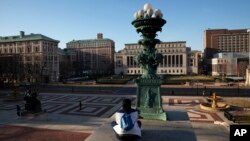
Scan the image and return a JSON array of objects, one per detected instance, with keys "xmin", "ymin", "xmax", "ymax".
[{"xmin": 224, "ymin": 110, "xmax": 250, "ymax": 123}]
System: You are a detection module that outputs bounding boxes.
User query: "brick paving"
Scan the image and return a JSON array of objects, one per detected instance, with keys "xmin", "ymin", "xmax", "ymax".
[
  {"xmin": 0, "ymin": 93, "xmax": 135, "ymax": 118},
  {"xmin": 0, "ymin": 125, "xmax": 90, "ymax": 141},
  {"xmin": 168, "ymin": 97, "xmax": 226, "ymax": 123},
  {"xmin": 0, "ymin": 94, "xmax": 226, "ymax": 123},
  {"xmin": 0, "ymin": 93, "xmax": 233, "ymax": 141}
]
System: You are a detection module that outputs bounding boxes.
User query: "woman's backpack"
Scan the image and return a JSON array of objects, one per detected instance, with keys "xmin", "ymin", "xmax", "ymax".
[{"xmin": 120, "ymin": 113, "xmax": 134, "ymax": 131}]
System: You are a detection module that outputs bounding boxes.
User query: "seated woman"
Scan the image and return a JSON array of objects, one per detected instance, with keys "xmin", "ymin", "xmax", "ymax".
[{"xmin": 111, "ymin": 99, "xmax": 141, "ymax": 140}]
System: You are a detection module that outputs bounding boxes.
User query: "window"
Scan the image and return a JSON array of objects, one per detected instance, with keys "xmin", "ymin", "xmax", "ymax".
[
  {"xmin": 172, "ymin": 55, "xmax": 175, "ymax": 67},
  {"xmin": 35, "ymin": 47, "xmax": 39, "ymax": 52},
  {"xmin": 168, "ymin": 55, "xmax": 171, "ymax": 66},
  {"xmin": 176, "ymin": 55, "xmax": 179, "ymax": 67},
  {"xmin": 180, "ymin": 55, "xmax": 183, "ymax": 67},
  {"xmin": 26, "ymin": 56, "xmax": 31, "ymax": 61},
  {"xmin": 27, "ymin": 47, "xmax": 31, "ymax": 53},
  {"xmin": 35, "ymin": 56, "xmax": 40, "ymax": 61}
]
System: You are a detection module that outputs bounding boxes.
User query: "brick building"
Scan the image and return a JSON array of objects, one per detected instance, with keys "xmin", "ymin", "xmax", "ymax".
[
  {"xmin": 66, "ymin": 33, "xmax": 115, "ymax": 75},
  {"xmin": 0, "ymin": 31, "xmax": 59, "ymax": 83},
  {"xmin": 203, "ymin": 28, "xmax": 250, "ymax": 74}
]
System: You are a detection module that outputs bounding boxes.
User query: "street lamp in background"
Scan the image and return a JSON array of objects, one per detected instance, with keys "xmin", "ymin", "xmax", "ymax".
[
  {"xmin": 196, "ymin": 81, "xmax": 198, "ymax": 96},
  {"xmin": 245, "ymin": 29, "xmax": 250, "ymax": 86}
]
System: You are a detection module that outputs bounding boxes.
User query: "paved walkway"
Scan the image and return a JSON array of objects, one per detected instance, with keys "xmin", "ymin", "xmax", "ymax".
[
  {"xmin": 0, "ymin": 93, "xmax": 233, "ymax": 141},
  {"xmin": 0, "ymin": 125, "xmax": 90, "ymax": 141}
]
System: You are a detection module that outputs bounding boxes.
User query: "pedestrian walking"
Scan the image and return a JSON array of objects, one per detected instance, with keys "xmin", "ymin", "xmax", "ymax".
[
  {"xmin": 209, "ymin": 91, "xmax": 213, "ymax": 96},
  {"xmin": 79, "ymin": 101, "xmax": 82, "ymax": 110},
  {"xmin": 171, "ymin": 90, "xmax": 175, "ymax": 95},
  {"xmin": 16, "ymin": 105, "xmax": 21, "ymax": 117},
  {"xmin": 202, "ymin": 91, "xmax": 206, "ymax": 97}
]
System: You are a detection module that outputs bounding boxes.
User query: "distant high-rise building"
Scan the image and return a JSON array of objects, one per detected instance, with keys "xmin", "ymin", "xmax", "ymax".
[
  {"xmin": 0, "ymin": 31, "xmax": 60, "ymax": 83},
  {"xmin": 204, "ymin": 28, "xmax": 249, "ymax": 59},
  {"xmin": 203, "ymin": 28, "xmax": 250, "ymax": 74},
  {"xmin": 114, "ymin": 41, "xmax": 191, "ymax": 75},
  {"xmin": 66, "ymin": 33, "xmax": 115, "ymax": 75}
]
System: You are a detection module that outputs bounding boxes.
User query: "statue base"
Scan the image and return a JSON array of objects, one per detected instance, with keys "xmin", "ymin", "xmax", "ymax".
[{"xmin": 135, "ymin": 77, "xmax": 167, "ymax": 121}]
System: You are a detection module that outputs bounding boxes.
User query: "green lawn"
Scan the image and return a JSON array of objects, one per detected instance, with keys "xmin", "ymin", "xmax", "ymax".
[
  {"xmin": 163, "ymin": 75, "xmax": 215, "ymax": 84},
  {"xmin": 166, "ymin": 75, "xmax": 214, "ymax": 81},
  {"xmin": 225, "ymin": 99, "xmax": 250, "ymax": 108},
  {"xmin": 96, "ymin": 75, "xmax": 138, "ymax": 84}
]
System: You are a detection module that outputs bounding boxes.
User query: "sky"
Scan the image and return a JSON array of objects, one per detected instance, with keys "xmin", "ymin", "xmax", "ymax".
[{"xmin": 1, "ymin": 0, "xmax": 250, "ymax": 52}]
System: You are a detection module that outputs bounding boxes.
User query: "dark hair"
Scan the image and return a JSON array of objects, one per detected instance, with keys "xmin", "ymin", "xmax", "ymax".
[{"xmin": 122, "ymin": 99, "xmax": 132, "ymax": 113}]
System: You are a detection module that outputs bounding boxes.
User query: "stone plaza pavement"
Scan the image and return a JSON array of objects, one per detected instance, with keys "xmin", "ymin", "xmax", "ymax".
[{"xmin": 0, "ymin": 93, "xmax": 232, "ymax": 141}]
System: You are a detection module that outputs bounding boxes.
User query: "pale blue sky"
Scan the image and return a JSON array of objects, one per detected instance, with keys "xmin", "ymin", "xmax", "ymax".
[{"xmin": 1, "ymin": 0, "xmax": 250, "ymax": 51}]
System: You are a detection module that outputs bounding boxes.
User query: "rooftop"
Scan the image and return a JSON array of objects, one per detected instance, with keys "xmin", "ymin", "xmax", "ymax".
[
  {"xmin": 67, "ymin": 38, "xmax": 114, "ymax": 44},
  {"xmin": 125, "ymin": 41, "xmax": 186, "ymax": 46},
  {"xmin": 67, "ymin": 33, "xmax": 114, "ymax": 44},
  {"xmin": 0, "ymin": 31, "xmax": 59, "ymax": 43},
  {"xmin": 205, "ymin": 28, "xmax": 249, "ymax": 32}
]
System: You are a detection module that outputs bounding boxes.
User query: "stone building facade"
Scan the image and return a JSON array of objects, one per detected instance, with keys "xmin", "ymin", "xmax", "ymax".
[
  {"xmin": 115, "ymin": 41, "xmax": 191, "ymax": 75},
  {"xmin": 0, "ymin": 31, "xmax": 59, "ymax": 83},
  {"xmin": 212, "ymin": 52, "xmax": 249, "ymax": 77},
  {"xmin": 190, "ymin": 51, "xmax": 203, "ymax": 74},
  {"xmin": 66, "ymin": 33, "xmax": 115, "ymax": 75}
]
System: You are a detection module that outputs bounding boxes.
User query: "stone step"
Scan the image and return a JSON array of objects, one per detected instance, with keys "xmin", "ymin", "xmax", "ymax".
[{"xmin": 86, "ymin": 119, "xmax": 196, "ymax": 141}]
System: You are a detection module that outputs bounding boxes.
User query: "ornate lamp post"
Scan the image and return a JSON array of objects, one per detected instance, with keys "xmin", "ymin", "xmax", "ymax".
[{"xmin": 132, "ymin": 3, "xmax": 167, "ymax": 120}]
